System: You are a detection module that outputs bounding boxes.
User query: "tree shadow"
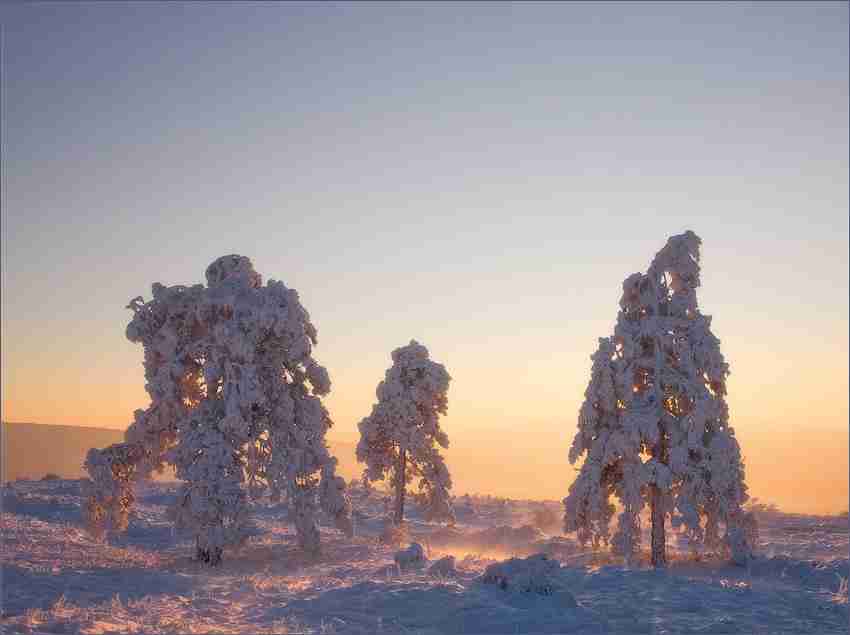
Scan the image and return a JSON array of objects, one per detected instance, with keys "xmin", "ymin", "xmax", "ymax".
[
  {"xmin": 271, "ymin": 578, "xmax": 604, "ymax": 634},
  {"xmin": 2, "ymin": 490, "xmax": 83, "ymax": 526},
  {"xmin": 1, "ymin": 565, "xmax": 195, "ymax": 616}
]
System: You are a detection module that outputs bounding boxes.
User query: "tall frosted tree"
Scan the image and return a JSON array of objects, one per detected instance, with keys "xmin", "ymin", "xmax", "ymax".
[
  {"xmin": 82, "ymin": 255, "xmax": 352, "ymax": 565},
  {"xmin": 563, "ymin": 231, "xmax": 755, "ymax": 567},
  {"xmin": 356, "ymin": 340, "xmax": 454, "ymax": 527}
]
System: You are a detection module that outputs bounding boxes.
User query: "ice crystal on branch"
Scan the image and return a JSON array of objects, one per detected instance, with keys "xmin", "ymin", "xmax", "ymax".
[
  {"xmin": 83, "ymin": 255, "xmax": 352, "ymax": 563},
  {"xmin": 564, "ymin": 232, "xmax": 754, "ymax": 566}
]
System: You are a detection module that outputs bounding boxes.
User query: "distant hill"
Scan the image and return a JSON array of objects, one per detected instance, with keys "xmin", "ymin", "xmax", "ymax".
[{"xmin": 0, "ymin": 421, "xmax": 359, "ymax": 484}]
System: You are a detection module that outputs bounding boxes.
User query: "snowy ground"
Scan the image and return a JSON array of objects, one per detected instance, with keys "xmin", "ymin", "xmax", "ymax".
[{"xmin": 1, "ymin": 479, "xmax": 847, "ymax": 634}]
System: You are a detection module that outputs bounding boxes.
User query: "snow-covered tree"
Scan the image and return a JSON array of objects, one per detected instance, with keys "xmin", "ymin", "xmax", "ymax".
[
  {"xmin": 356, "ymin": 340, "xmax": 454, "ymax": 527},
  {"xmin": 82, "ymin": 255, "xmax": 352, "ymax": 565},
  {"xmin": 563, "ymin": 231, "xmax": 755, "ymax": 567}
]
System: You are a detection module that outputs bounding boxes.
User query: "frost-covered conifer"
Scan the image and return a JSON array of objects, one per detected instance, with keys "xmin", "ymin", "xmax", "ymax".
[
  {"xmin": 356, "ymin": 341, "xmax": 454, "ymax": 526},
  {"xmin": 564, "ymin": 232, "xmax": 754, "ymax": 567},
  {"xmin": 82, "ymin": 255, "xmax": 352, "ymax": 564}
]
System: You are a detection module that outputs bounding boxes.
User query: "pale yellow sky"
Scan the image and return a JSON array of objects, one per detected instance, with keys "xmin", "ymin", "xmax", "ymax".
[{"xmin": 4, "ymin": 323, "xmax": 847, "ymax": 514}]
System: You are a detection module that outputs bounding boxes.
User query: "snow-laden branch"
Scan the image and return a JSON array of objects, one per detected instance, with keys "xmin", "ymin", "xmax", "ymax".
[
  {"xmin": 564, "ymin": 232, "xmax": 756, "ymax": 566},
  {"xmin": 356, "ymin": 340, "xmax": 454, "ymax": 527},
  {"xmin": 82, "ymin": 255, "xmax": 352, "ymax": 564}
]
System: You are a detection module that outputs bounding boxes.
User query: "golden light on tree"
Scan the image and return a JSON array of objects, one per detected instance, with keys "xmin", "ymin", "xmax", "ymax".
[{"xmin": 564, "ymin": 232, "xmax": 757, "ymax": 568}]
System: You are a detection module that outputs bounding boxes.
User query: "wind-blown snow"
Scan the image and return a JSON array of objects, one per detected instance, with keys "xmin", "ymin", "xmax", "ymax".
[{"xmin": 2, "ymin": 479, "xmax": 847, "ymax": 634}]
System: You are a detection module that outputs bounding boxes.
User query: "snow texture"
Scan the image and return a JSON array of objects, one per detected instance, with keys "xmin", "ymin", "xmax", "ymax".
[
  {"xmin": 480, "ymin": 553, "xmax": 564, "ymax": 595},
  {"xmin": 2, "ymin": 478, "xmax": 848, "ymax": 634},
  {"xmin": 564, "ymin": 231, "xmax": 754, "ymax": 565},
  {"xmin": 356, "ymin": 340, "xmax": 454, "ymax": 527},
  {"xmin": 82, "ymin": 255, "xmax": 352, "ymax": 564}
]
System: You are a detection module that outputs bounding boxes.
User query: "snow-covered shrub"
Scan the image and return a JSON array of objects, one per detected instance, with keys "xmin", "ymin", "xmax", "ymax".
[
  {"xmin": 394, "ymin": 542, "xmax": 428, "ymax": 571},
  {"xmin": 82, "ymin": 255, "xmax": 352, "ymax": 563},
  {"xmin": 480, "ymin": 553, "xmax": 566, "ymax": 596},
  {"xmin": 356, "ymin": 341, "xmax": 454, "ymax": 527},
  {"xmin": 82, "ymin": 442, "xmax": 146, "ymax": 539},
  {"xmin": 564, "ymin": 232, "xmax": 752, "ymax": 567},
  {"xmin": 428, "ymin": 555, "xmax": 457, "ymax": 577}
]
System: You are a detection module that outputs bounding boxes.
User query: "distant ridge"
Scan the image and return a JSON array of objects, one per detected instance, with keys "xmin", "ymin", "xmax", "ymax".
[{"xmin": 0, "ymin": 421, "xmax": 359, "ymax": 484}]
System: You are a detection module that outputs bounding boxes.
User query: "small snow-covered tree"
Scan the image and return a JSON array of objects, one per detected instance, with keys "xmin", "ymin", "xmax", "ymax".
[
  {"xmin": 563, "ymin": 231, "xmax": 754, "ymax": 567},
  {"xmin": 356, "ymin": 340, "xmax": 454, "ymax": 527},
  {"xmin": 82, "ymin": 255, "xmax": 352, "ymax": 565}
]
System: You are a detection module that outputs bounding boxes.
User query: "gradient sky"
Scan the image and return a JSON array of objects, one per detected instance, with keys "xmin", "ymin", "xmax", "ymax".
[{"xmin": 2, "ymin": 2, "xmax": 847, "ymax": 513}]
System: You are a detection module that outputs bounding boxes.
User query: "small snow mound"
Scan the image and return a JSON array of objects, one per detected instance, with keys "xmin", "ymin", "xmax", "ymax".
[
  {"xmin": 428, "ymin": 555, "xmax": 456, "ymax": 577},
  {"xmin": 480, "ymin": 553, "xmax": 565, "ymax": 596},
  {"xmin": 395, "ymin": 543, "xmax": 428, "ymax": 571}
]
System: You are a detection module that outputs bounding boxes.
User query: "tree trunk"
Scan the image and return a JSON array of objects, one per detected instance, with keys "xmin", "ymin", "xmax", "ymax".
[
  {"xmin": 650, "ymin": 483, "xmax": 667, "ymax": 567},
  {"xmin": 196, "ymin": 538, "xmax": 223, "ymax": 567},
  {"xmin": 393, "ymin": 448, "xmax": 406, "ymax": 526},
  {"xmin": 649, "ymin": 282, "xmax": 668, "ymax": 569},
  {"xmin": 650, "ymin": 432, "xmax": 668, "ymax": 568}
]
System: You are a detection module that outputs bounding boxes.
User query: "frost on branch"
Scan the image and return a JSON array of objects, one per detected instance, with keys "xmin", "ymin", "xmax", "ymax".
[
  {"xmin": 563, "ymin": 231, "xmax": 754, "ymax": 567},
  {"xmin": 82, "ymin": 255, "xmax": 352, "ymax": 563},
  {"xmin": 356, "ymin": 340, "xmax": 454, "ymax": 527}
]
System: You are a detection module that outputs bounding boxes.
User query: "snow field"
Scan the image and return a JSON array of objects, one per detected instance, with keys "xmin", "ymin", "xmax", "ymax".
[{"xmin": 2, "ymin": 479, "xmax": 847, "ymax": 634}]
